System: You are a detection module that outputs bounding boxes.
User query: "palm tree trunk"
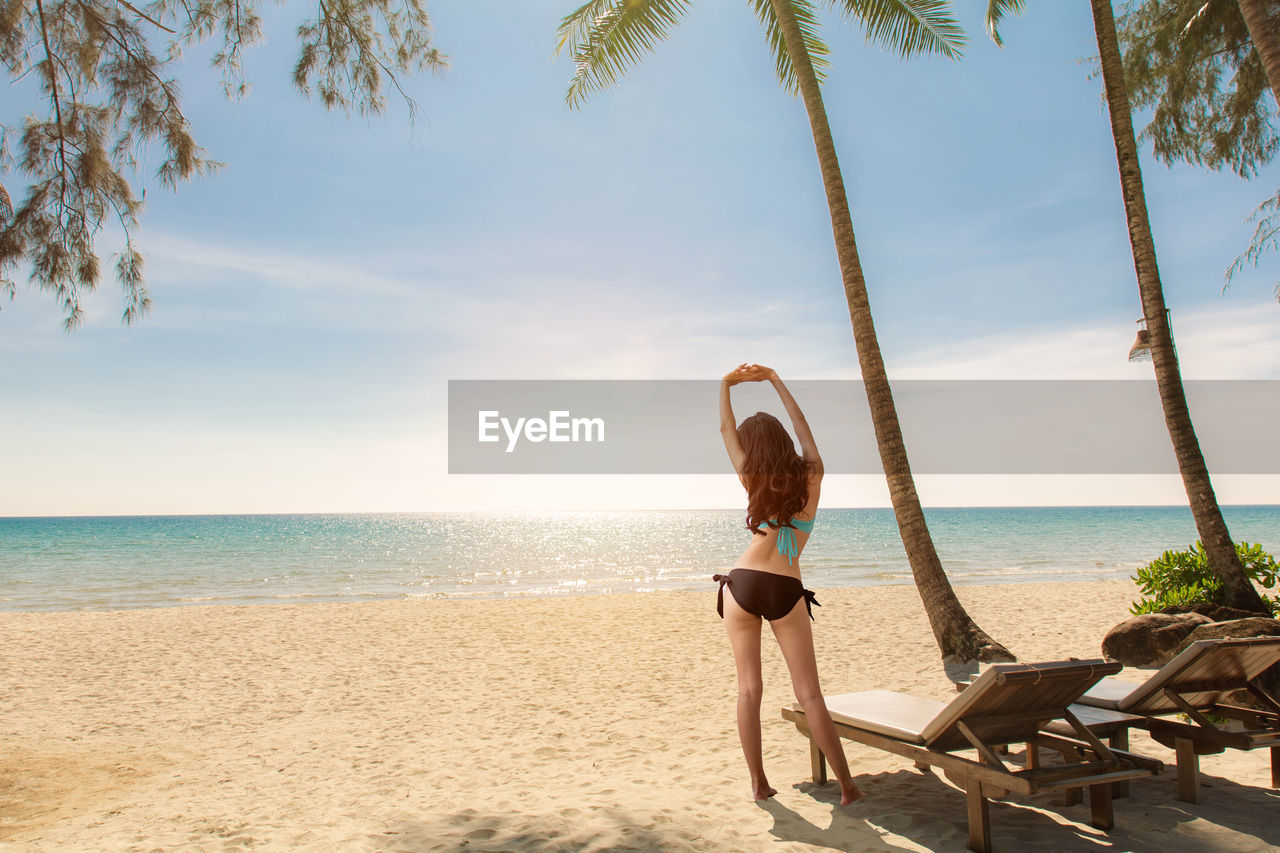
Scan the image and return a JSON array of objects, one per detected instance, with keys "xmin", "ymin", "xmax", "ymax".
[
  {"xmin": 1091, "ymin": 0, "xmax": 1269, "ymax": 614},
  {"xmin": 768, "ymin": 0, "xmax": 1014, "ymax": 666},
  {"xmin": 1238, "ymin": 0, "xmax": 1280, "ymax": 108}
]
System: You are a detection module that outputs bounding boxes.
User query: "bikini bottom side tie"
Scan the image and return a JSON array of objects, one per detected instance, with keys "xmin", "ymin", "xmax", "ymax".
[{"xmin": 713, "ymin": 569, "xmax": 819, "ymax": 621}]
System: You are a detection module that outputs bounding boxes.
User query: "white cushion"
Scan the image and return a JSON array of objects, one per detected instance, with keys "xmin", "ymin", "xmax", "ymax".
[{"xmin": 823, "ymin": 690, "xmax": 944, "ymax": 744}]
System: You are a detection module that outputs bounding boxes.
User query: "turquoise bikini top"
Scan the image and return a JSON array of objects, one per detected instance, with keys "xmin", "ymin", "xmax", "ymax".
[{"xmin": 767, "ymin": 515, "xmax": 815, "ymax": 565}]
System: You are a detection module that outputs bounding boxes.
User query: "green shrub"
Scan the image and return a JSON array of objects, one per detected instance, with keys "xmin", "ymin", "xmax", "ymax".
[{"xmin": 1129, "ymin": 541, "xmax": 1280, "ymax": 616}]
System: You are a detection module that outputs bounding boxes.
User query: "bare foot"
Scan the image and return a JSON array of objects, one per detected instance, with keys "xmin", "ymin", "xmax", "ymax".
[
  {"xmin": 840, "ymin": 781, "xmax": 865, "ymax": 805},
  {"xmin": 753, "ymin": 783, "xmax": 778, "ymax": 801}
]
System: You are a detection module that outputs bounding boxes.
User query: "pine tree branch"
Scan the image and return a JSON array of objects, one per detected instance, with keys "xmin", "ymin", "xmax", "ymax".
[
  {"xmin": 33, "ymin": 0, "xmax": 70, "ymax": 217},
  {"xmin": 79, "ymin": 2, "xmax": 184, "ymax": 122},
  {"xmin": 115, "ymin": 0, "xmax": 176, "ymax": 33}
]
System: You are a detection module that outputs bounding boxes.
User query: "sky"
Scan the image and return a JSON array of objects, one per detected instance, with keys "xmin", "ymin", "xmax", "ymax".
[{"xmin": 2, "ymin": 1, "xmax": 1278, "ymax": 516}]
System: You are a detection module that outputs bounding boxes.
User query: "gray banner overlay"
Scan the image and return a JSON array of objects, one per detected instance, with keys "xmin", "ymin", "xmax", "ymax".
[{"xmin": 447, "ymin": 380, "xmax": 1279, "ymax": 475}]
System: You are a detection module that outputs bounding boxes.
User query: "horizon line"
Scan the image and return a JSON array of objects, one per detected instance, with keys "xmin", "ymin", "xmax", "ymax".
[{"xmin": 4, "ymin": 503, "xmax": 1279, "ymax": 521}]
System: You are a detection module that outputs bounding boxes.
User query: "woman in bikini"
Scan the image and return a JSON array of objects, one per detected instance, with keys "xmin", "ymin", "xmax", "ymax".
[{"xmin": 716, "ymin": 362, "xmax": 864, "ymax": 805}]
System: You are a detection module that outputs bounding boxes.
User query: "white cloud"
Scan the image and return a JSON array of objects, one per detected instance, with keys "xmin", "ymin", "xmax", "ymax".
[
  {"xmin": 144, "ymin": 231, "xmax": 420, "ymax": 297},
  {"xmin": 889, "ymin": 302, "xmax": 1280, "ymax": 380}
]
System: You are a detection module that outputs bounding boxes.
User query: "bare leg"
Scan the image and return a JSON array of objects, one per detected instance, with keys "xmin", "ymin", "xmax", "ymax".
[
  {"xmin": 723, "ymin": 591, "xmax": 777, "ymax": 800},
  {"xmin": 770, "ymin": 599, "xmax": 865, "ymax": 805}
]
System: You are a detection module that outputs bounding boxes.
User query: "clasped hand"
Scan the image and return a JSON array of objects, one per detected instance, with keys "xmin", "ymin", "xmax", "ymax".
[{"xmin": 722, "ymin": 363, "xmax": 777, "ymax": 386}]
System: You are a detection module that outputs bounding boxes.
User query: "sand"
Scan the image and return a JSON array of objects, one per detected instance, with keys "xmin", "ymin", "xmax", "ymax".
[{"xmin": 1, "ymin": 580, "xmax": 1277, "ymax": 852}]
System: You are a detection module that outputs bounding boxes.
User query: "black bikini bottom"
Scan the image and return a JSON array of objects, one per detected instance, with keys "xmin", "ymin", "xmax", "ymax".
[{"xmin": 713, "ymin": 568, "xmax": 819, "ymax": 622}]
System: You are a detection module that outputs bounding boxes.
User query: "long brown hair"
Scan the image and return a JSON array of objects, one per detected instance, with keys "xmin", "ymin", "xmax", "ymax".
[{"xmin": 737, "ymin": 412, "xmax": 815, "ymax": 537}]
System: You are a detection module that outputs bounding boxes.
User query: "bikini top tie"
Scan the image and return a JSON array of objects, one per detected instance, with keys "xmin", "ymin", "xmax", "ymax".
[{"xmin": 768, "ymin": 515, "xmax": 815, "ymax": 565}]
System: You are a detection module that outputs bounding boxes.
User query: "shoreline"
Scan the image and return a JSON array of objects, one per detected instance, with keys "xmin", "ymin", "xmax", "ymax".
[
  {"xmin": 8, "ymin": 507, "xmax": 1280, "ymax": 615},
  {"xmin": 0, "ymin": 573, "xmax": 1134, "ymax": 617},
  {"xmin": 6, "ymin": 578, "xmax": 1279, "ymax": 851}
]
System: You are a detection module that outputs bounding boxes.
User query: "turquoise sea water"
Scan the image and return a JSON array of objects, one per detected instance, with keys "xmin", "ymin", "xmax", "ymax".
[{"xmin": 1, "ymin": 507, "xmax": 1279, "ymax": 612}]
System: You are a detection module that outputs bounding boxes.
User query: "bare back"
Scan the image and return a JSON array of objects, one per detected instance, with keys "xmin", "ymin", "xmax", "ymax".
[{"xmin": 734, "ymin": 471, "xmax": 822, "ymax": 578}]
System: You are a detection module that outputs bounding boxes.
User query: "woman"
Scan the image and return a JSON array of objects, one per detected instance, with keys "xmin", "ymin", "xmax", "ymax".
[{"xmin": 716, "ymin": 362, "xmax": 863, "ymax": 805}]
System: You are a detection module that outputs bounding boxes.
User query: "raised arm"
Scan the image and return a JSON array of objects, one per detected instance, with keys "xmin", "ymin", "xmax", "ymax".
[
  {"xmin": 759, "ymin": 366, "xmax": 823, "ymax": 475},
  {"xmin": 720, "ymin": 364, "xmax": 751, "ymax": 477}
]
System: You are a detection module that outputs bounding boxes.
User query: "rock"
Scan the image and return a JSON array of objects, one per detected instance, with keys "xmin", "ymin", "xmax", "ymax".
[
  {"xmin": 1101, "ymin": 612, "xmax": 1214, "ymax": 668},
  {"xmin": 1173, "ymin": 617, "xmax": 1280, "ymax": 652},
  {"xmin": 1159, "ymin": 603, "xmax": 1270, "ymax": 622},
  {"xmin": 1172, "ymin": 617, "xmax": 1280, "ymax": 712}
]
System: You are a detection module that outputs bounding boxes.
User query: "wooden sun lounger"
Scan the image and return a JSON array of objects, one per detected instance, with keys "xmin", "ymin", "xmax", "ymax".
[
  {"xmin": 1040, "ymin": 703, "xmax": 1147, "ymax": 800},
  {"xmin": 781, "ymin": 660, "xmax": 1162, "ymax": 853},
  {"xmin": 1075, "ymin": 636, "xmax": 1280, "ymax": 803}
]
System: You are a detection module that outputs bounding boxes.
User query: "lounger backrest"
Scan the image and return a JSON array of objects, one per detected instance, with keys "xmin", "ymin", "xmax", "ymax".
[
  {"xmin": 1116, "ymin": 636, "xmax": 1280, "ymax": 714},
  {"xmin": 922, "ymin": 659, "xmax": 1121, "ymax": 751}
]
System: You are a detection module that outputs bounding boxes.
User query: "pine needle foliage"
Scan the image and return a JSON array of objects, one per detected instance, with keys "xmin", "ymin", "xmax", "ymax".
[
  {"xmin": 987, "ymin": 0, "xmax": 1274, "ymax": 175},
  {"xmin": 1225, "ymin": 185, "xmax": 1280, "ymax": 299},
  {"xmin": 1113, "ymin": 0, "xmax": 1280, "ymax": 297},
  {"xmin": 1116, "ymin": 0, "xmax": 1274, "ymax": 179},
  {"xmin": 0, "ymin": 0, "xmax": 446, "ymax": 329}
]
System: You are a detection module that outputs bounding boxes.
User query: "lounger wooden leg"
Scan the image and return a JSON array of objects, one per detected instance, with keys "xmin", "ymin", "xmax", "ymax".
[
  {"xmin": 1024, "ymin": 742, "xmax": 1039, "ymax": 770},
  {"xmin": 1175, "ymin": 737, "xmax": 1199, "ymax": 804},
  {"xmin": 1271, "ymin": 746, "xmax": 1279, "ymax": 789},
  {"xmin": 1089, "ymin": 784, "xmax": 1114, "ymax": 830},
  {"xmin": 965, "ymin": 779, "xmax": 991, "ymax": 853},
  {"xmin": 1060, "ymin": 748, "xmax": 1084, "ymax": 807},
  {"xmin": 1110, "ymin": 730, "xmax": 1130, "ymax": 799},
  {"xmin": 810, "ymin": 738, "xmax": 827, "ymax": 785}
]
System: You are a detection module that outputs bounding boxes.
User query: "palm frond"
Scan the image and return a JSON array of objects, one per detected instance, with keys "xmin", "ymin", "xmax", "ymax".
[
  {"xmin": 829, "ymin": 0, "xmax": 966, "ymax": 58},
  {"xmin": 556, "ymin": 0, "xmax": 693, "ymax": 108},
  {"xmin": 555, "ymin": 0, "xmax": 616, "ymax": 56},
  {"xmin": 751, "ymin": 0, "xmax": 831, "ymax": 95},
  {"xmin": 984, "ymin": 0, "xmax": 1026, "ymax": 48}
]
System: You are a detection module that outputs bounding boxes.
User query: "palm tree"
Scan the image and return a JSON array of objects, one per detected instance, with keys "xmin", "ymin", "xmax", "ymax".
[
  {"xmin": 1111, "ymin": 0, "xmax": 1280, "ymax": 296},
  {"xmin": 987, "ymin": 0, "xmax": 1271, "ymax": 614},
  {"xmin": 557, "ymin": 0, "xmax": 1015, "ymax": 666},
  {"xmin": 1237, "ymin": 0, "xmax": 1280, "ymax": 107}
]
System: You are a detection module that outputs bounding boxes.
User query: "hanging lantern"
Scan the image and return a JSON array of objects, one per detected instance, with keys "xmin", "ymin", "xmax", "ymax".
[{"xmin": 1128, "ymin": 318, "xmax": 1152, "ymax": 362}]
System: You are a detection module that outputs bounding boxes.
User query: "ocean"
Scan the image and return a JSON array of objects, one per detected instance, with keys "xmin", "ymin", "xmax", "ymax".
[{"xmin": 1, "ymin": 506, "xmax": 1278, "ymax": 613}]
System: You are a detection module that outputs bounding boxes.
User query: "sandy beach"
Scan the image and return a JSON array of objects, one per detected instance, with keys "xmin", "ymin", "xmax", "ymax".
[{"xmin": 1, "ymin": 579, "xmax": 1277, "ymax": 852}]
